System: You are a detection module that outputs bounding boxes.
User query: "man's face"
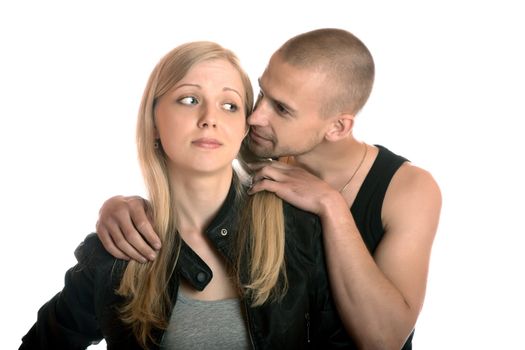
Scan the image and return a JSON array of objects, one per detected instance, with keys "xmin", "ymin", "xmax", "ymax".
[{"xmin": 247, "ymin": 54, "xmax": 333, "ymax": 158}]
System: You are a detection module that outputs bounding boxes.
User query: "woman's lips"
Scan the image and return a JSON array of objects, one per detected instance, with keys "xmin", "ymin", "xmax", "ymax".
[{"xmin": 192, "ymin": 138, "xmax": 222, "ymax": 149}]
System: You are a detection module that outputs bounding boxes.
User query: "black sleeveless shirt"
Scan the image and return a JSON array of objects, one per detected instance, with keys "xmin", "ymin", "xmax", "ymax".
[
  {"xmin": 350, "ymin": 145, "xmax": 414, "ymax": 349},
  {"xmin": 351, "ymin": 145, "xmax": 407, "ymax": 253}
]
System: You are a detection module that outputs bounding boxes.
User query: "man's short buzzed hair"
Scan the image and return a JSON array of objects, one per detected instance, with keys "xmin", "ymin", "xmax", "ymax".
[{"xmin": 276, "ymin": 28, "xmax": 375, "ymax": 117}]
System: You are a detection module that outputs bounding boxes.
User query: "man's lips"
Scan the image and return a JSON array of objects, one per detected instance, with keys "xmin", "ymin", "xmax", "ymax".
[
  {"xmin": 249, "ymin": 129, "xmax": 271, "ymax": 143},
  {"xmin": 191, "ymin": 138, "xmax": 222, "ymax": 148}
]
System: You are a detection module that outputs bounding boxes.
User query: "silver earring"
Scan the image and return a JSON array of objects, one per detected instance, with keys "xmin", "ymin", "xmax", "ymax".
[{"xmin": 154, "ymin": 140, "xmax": 160, "ymax": 149}]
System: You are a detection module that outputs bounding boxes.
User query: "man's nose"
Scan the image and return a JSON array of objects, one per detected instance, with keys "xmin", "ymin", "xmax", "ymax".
[{"xmin": 248, "ymin": 103, "xmax": 269, "ymax": 127}]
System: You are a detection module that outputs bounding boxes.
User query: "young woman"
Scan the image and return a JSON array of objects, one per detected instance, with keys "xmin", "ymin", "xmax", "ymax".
[{"xmin": 20, "ymin": 42, "xmax": 350, "ymax": 349}]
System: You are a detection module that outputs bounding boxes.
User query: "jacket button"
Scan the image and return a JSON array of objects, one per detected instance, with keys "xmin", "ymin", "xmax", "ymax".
[
  {"xmin": 220, "ymin": 228, "xmax": 228, "ymax": 236},
  {"xmin": 196, "ymin": 272, "xmax": 206, "ymax": 283}
]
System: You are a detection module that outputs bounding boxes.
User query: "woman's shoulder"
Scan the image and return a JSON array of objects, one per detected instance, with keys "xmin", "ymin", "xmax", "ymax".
[{"xmin": 74, "ymin": 232, "xmax": 119, "ymax": 269}]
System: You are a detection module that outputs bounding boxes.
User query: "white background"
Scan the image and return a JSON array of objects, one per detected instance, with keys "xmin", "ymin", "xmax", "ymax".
[{"xmin": 2, "ymin": 1, "xmax": 524, "ymax": 349}]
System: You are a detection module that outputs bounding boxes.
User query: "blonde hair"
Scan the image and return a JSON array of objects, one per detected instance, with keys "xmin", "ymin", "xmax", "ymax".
[
  {"xmin": 277, "ymin": 28, "xmax": 375, "ymax": 117},
  {"xmin": 116, "ymin": 41, "xmax": 286, "ymax": 348},
  {"xmin": 236, "ymin": 142, "xmax": 288, "ymax": 306}
]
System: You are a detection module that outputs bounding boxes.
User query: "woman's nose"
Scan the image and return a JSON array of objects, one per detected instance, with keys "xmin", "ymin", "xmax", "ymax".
[{"xmin": 197, "ymin": 106, "xmax": 217, "ymax": 128}]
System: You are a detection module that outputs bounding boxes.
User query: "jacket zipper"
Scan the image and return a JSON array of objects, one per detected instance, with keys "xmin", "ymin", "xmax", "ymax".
[
  {"xmin": 305, "ymin": 312, "xmax": 311, "ymax": 344},
  {"xmin": 243, "ymin": 300, "xmax": 256, "ymax": 349}
]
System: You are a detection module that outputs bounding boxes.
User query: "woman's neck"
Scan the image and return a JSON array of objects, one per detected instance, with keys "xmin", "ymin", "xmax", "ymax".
[{"xmin": 169, "ymin": 168, "xmax": 233, "ymax": 235}]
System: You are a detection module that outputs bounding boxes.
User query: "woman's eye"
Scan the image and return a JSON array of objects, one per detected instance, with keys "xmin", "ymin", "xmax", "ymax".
[
  {"xmin": 223, "ymin": 103, "xmax": 238, "ymax": 112},
  {"xmin": 179, "ymin": 96, "xmax": 198, "ymax": 105}
]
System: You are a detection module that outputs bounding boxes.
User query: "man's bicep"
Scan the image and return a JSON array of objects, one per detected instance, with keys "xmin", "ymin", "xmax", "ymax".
[{"xmin": 376, "ymin": 165, "xmax": 442, "ymax": 316}]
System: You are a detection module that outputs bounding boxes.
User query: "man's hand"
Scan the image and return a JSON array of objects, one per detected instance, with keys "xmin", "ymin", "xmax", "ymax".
[
  {"xmin": 96, "ymin": 195, "xmax": 160, "ymax": 263},
  {"xmin": 247, "ymin": 160, "xmax": 340, "ymax": 215}
]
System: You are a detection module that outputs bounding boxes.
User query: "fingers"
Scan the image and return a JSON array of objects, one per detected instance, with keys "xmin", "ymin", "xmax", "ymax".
[
  {"xmin": 115, "ymin": 211, "xmax": 157, "ymax": 262},
  {"xmin": 95, "ymin": 224, "xmax": 130, "ymax": 261},
  {"xmin": 96, "ymin": 218, "xmax": 148, "ymax": 263},
  {"xmin": 248, "ymin": 177, "xmax": 283, "ymax": 195},
  {"xmin": 96, "ymin": 195, "xmax": 159, "ymax": 263},
  {"xmin": 246, "ymin": 161, "xmax": 295, "ymax": 195},
  {"xmin": 250, "ymin": 163, "xmax": 290, "ymax": 184},
  {"xmin": 129, "ymin": 197, "xmax": 161, "ymax": 250}
]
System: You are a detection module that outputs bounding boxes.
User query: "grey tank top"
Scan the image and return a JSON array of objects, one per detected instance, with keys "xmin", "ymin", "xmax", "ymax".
[{"xmin": 160, "ymin": 291, "xmax": 250, "ymax": 350}]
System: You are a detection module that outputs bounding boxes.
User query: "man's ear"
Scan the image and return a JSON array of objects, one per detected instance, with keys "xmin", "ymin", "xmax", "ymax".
[{"xmin": 325, "ymin": 113, "xmax": 355, "ymax": 141}]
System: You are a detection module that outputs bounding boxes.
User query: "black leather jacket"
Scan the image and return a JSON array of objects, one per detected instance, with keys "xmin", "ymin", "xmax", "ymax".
[{"xmin": 20, "ymin": 185, "xmax": 354, "ymax": 349}]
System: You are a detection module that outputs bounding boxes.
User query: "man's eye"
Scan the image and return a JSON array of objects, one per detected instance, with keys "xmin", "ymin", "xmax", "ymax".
[
  {"xmin": 223, "ymin": 103, "xmax": 238, "ymax": 112},
  {"xmin": 276, "ymin": 103, "xmax": 289, "ymax": 115},
  {"xmin": 179, "ymin": 96, "xmax": 198, "ymax": 105}
]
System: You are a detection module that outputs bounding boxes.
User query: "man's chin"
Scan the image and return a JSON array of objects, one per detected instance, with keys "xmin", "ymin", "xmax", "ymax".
[{"xmin": 248, "ymin": 139, "xmax": 275, "ymax": 159}]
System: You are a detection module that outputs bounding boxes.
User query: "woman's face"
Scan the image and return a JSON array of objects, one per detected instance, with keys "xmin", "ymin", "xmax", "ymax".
[{"xmin": 154, "ymin": 59, "xmax": 247, "ymax": 176}]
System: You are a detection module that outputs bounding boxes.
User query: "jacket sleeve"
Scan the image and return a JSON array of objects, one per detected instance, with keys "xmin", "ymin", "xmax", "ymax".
[
  {"xmin": 19, "ymin": 233, "xmax": 109, "ymax": 350},
  {"xmin": 308, "ymin": 217, "xmax": 356, "ymax": 349}
]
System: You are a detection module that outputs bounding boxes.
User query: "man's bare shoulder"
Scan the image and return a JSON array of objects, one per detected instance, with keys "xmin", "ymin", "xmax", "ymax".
[
  {"xmin": 390, "ymin": 162, "xmax": 440, "ymax": 199},
  {"xmin": 382, "ymin": 162, "xmax": 442, "ymax": 233}
]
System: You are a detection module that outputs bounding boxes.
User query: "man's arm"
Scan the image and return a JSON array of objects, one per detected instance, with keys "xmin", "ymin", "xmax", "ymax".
[
  {"xmin": 96, "ymin": 195, "xmax": 160, "ymax": 263},
  {"xmin": 248, "ymin": 161, "xmax": 441, "ymax": 350}
]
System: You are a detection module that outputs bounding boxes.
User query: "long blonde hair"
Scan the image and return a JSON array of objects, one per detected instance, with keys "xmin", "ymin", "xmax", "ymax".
[{"xmin": 116, "ymin": 41, "xmax": 286, "ymax": 348}]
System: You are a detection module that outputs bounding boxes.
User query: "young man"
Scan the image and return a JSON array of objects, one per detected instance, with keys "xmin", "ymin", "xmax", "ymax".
[{"xmin": 96, "ymin": 28, "xmax": 441, "ymax": 349}]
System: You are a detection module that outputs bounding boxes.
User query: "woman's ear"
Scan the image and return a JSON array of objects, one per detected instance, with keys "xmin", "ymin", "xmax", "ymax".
[
  {"xmin": 153, "ymin": 118, "xmax": 160, "ymax": 139},
  {"xmin": 325, "ymin": 114, "xmax": 355, "ymax": 141}
]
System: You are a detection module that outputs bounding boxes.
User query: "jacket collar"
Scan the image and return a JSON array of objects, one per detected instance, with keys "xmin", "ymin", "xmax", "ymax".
[{"xmin": 175, "ymin": 180, "xmax": 240, "ymax": 291}]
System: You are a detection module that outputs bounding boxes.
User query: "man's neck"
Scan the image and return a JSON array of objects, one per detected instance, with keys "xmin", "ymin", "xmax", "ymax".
[{"xmin": 290, "ymin": 138, "xmax": 367, "ymax": 189}]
